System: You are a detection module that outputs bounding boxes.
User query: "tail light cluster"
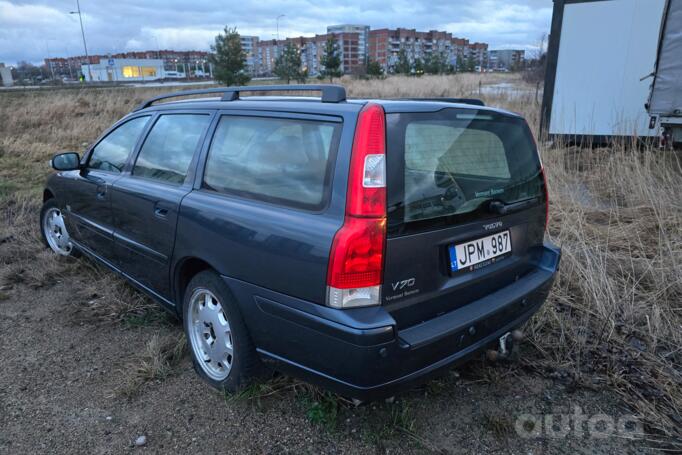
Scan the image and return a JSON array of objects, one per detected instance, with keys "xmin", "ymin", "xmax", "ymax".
[{"xmin": 326, "ymin": 104, "xmax": 386, "ymax": 309}]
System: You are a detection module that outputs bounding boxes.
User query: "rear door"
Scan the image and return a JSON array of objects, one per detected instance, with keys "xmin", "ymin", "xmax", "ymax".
[
  {"xmin": 110, "ymin": 111, "xmax": 213, "ymax": 300},
  {"xmin": 383, "ymin": 108, "xmax": 547, "ymax": 328}
]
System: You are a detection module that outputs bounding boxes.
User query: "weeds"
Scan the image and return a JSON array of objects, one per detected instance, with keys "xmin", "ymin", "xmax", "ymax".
[{"xmin": 117, "ymin": 333, "xmax": 187, "ymax": 398}]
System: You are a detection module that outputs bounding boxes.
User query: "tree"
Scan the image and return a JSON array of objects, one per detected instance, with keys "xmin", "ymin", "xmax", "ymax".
[
  {"xmin": 413, "ymin": 58, "xmax": 424, "ymax": 76},
  {"xmin": 393, "ymin": 48, "xmax": 411, "ymax": 75},
  {"xmin": 320, "ymin": 37, "xmax": 342, "ymax": 82},
  {"xmin": 425, "ymin": 52, "xmax": 448, "ymax": 75},
  {"xmin": 274, "ymin": 43, "xmax": 305, "ymax": 84},
  {"xmin": 209, "ymin": 26, "xmax": 250, "ymax": 86},
  {"xmin": 466, "ymin": 56, "xmax": 476, "ymax": 72},
  {"xmin": 367, "ymin": 59, "xmax": 383, "ymax": 78}
]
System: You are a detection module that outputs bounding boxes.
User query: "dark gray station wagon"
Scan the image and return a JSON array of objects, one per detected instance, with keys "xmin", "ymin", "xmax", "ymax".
[{"xmin": 41, "ymin": 85, "xmax": 560, "ymax": 400}]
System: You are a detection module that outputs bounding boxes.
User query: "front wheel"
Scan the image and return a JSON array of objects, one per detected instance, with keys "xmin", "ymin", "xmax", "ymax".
[
  {"xmin": 183, "ymin": 270, "xmax": 261, "ymax": 392},
  {"xmin": 40, "ymin": 199, "xmax": 78, "ymax": 257}
]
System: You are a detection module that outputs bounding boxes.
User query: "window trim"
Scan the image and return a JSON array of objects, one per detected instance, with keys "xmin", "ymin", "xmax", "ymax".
[
  {"xmin": 197, "ymin": 111, "xmax": 343, "ymax": 212},
  {"xmin": 129, "ymin": 112, "xmax": 214, "ymax": 187},
  {"xmin": 84, "ymin": 114, "xmax": 153, "ymax": 175}
]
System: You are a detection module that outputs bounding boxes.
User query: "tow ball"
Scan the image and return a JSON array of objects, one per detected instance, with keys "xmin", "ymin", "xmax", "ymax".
[{"xmin": 486, "ymin": 329, "xmax": 523, "ymax": 362}]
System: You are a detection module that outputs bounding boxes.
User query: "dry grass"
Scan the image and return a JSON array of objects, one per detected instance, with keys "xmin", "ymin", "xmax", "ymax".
[
  {"xmin": 117, "ymin": 333, "xmax": 187, "ymax": 398},
  {"xmin": 0, "ymin": 74, "xmax": 680, "ymax": 447}
]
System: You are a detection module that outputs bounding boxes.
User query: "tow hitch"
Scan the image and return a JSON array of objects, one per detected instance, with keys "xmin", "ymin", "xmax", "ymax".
[{"xmin": 486, "ymin": 329, "xmax": 523, "ymax": 362}]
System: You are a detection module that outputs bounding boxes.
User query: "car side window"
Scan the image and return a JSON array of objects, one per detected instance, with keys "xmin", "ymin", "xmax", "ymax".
[
  {"xmin": 133, "ymin": 114, "xmax": 211, "ymax": 184},
  {"xmin": 203, "ymin": 116, "xmax": 340, "ymax": 209},
  {"xmin": 88, "ymin": 116, "xmax": 150, "ymax": 173}
]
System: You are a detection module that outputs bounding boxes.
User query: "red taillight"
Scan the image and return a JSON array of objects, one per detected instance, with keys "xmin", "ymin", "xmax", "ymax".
[
  {"xmin": 326, "ymin": 104, "xmax": 386, "ymax": 307},
  {"xmin": 345, "ymin": 103, "xmax": 386, "ymax": 217},
  {"xmin": 327, "ymin": 216, "xmax": 386, "ymax": 289}
]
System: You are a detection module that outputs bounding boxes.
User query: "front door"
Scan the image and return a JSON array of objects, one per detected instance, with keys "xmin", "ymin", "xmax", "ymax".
[
  {"xmin": 110, "ymin": 112, "xmax": 213, "ymax": 300},
  {"xmin": 64, "ymin": 115, "xmax": 151, "ymax": 261}
]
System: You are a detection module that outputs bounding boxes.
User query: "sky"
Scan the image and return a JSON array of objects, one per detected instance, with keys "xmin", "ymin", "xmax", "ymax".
[{"xmin": 0, "ymin": 0, "xmax": 552, "ymax": 66}]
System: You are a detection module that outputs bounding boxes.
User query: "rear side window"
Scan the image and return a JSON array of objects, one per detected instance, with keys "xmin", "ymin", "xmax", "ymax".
[
  {"xmin": 133, "ymin": 114, "xmax": 211, "ymax": 184},
  {"xmin": 388, "ymin": 109, "xmax": 542, "ymax": 228},
  {"xmin": 203, "ymin": 116, "xmax": 340, "ymax": 209},
  {"xmin": 89, "ymin": 116, "xmax": 149, "ymax": 173}
]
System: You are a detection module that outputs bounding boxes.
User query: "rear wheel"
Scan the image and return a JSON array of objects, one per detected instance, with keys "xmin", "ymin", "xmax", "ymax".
[
  {"xmin": 40, "ymin": 199, "xmax": 78, "ymax": 257},
  {"xmin": 183, "ymin": 270, "xmax": 261, "ymax": 391}
]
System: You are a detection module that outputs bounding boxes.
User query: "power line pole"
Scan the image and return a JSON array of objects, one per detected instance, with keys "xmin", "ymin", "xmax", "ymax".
[
  {"xmin": 276, "ymin": 14, "xmax": 285, "ymax": 41},
  {"xmin": 70, "ymin": 0, "xmax": 92, "ymax": 81}
]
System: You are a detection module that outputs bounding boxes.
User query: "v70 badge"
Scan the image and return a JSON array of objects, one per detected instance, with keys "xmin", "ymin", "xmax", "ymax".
[{"xmin": 391, "ymin": 278, "xmax": 415, "ymax": 291}]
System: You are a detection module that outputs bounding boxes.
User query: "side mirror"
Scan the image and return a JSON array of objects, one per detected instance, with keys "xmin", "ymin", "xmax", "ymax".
[{"xmin": 51, "ymin": 152, "xmax": 81, "ymax": 171}]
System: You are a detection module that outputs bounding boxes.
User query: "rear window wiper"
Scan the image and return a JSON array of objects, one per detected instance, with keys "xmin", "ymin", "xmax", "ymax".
[{"xmin": 487, "ymin": 197, "xmax": 540, "ymax": 215}]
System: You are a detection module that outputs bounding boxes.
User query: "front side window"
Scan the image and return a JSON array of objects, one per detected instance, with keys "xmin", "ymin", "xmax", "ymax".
[
  {"xmin": 203, "ymin": 116, "xmax": 340, "ymax": 209},
  {"xmin": 88, "ymin": 116, "xmax": 149, "ymax": 173},
  {"xmin": 133, "ymin": 114, "xmax": 211, "ymax": 184}
]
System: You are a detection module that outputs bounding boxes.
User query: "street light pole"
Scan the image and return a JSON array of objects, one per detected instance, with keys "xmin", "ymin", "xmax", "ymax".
[
  {"xmin": 70, "ymin": 0, "xmax": 92, "ymax": 82},
  {"xmin": 276, "ymin": 14, "xmax": 285, "ymax": 41}
]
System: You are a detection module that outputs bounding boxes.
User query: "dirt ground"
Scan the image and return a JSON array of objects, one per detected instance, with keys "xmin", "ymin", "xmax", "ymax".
[{"xmin": 0, "ymin": 271, "xmax": 647, "ymax": 454}]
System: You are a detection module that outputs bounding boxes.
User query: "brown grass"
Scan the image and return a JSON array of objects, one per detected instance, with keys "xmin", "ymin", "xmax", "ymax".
[{"xmin": 0, "ymin": 74, "xmax": 680, "ymax": 446}]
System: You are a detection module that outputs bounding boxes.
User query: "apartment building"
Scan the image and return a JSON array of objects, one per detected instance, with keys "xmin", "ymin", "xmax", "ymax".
[
  {"xmin": 488, "ymin": 49, "xmax": 525, "ymax": 70},
  {"xmin": 327, "ymin": 24, "xmax": 369, "ymax": 67},
  {"xmin": 368, "ymin": 28, "xmax": 488, "ymax": 72},
  {"xmin": 255, "ymin": 31, "xmax": 364, "ymax": 77}
]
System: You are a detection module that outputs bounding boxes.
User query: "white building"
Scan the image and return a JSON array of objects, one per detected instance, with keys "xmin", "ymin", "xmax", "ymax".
[{"xmin": 81, "ymin": 58, "xmax": 165, "ymax": 82}]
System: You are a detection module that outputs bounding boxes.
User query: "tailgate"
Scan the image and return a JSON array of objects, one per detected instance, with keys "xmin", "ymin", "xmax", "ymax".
[{"xmin": 383, "ymin": 108, "xmax": 547, "ymax": 328}]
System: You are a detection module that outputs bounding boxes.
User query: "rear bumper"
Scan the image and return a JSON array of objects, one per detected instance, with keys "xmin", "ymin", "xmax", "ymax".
[{"xmin": 226, "ymin": 241, "xmax": 561, "ymax": 401}]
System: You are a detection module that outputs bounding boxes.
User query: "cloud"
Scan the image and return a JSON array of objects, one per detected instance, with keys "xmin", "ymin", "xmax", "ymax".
[{"xmin": 0, "ymin": 0, "xmax": 553, "ymax": 66}]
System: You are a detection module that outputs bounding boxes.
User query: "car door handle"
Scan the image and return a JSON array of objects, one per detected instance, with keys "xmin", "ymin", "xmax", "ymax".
[
  {"xmin": 154, "ymin": 208, "xmax": 168, "ymax": 218},
  {"xmin": 96, "ymin": 186, "xmax": 107, "ymax": 200}
]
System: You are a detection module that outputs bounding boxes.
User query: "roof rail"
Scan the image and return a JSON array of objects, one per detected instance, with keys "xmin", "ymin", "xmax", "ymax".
[
  {"xmin": 400, "ymin": 97, "xmax": 485, "ymax": 106},
  {"xmin": 133, "ymin": 84, "xmax": 347, "ymax": 111}
]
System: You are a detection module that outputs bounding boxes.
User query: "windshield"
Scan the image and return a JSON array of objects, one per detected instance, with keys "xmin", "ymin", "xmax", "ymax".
[{"xmin": 387, "ymin": 109, "xmax": 543, "ymax": 227}]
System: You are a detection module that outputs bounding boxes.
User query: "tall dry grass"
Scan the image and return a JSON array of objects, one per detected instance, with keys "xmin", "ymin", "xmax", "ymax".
[{"xmin": 0, "ymin": 75, "xmax": 680, "ymax": 446}]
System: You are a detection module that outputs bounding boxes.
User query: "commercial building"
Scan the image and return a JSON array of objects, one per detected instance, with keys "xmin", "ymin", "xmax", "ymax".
[
  {"xmin": 488, "ymin": 49, "xmax": 525, "ymax": 70},
  {"xmin": 47, "ymin": 50, "xmax": 210, "ymax": 80},
  {"xmin": 81, "ymin": 58, "xmax": 165, "ymax": 82}
]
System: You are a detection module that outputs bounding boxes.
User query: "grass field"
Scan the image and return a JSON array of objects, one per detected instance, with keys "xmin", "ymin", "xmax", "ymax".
[{"xmin": 0, "ymin": 74, "xmax": 680, "ymax": 452}]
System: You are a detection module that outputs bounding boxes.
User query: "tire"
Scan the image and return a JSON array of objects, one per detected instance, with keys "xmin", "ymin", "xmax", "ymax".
[
  {"xmin": 40, "ymin": 198, "xmax": 79, "ymax": 257},
  {"xmin": 182, "ymin": 270, "xmax": 261, "ymax": 392}
]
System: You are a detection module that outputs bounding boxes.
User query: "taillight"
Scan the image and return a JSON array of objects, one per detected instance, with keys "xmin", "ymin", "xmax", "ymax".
[{"xmin": 326, "ymin": 103, "xmax": 386, "ymax": 309}]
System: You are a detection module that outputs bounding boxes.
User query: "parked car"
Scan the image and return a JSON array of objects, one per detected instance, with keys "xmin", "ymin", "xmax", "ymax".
[{"xmin": 41, "ymin": 85, "xmax": 560, "ymax": 400}]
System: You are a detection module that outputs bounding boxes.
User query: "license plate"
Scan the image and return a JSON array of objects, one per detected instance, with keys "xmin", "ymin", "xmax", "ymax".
[{"xmin": 449, "ymin": 230, "xmax": 511, "ymax": 272}]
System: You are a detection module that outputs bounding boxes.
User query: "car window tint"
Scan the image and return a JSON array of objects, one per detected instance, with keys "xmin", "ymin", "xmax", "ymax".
[
  {"xmin": 89, "ymin": 116, "xmax": 149, "ymax": 173},
  {"xmin": 133, "ymin": 114, "xmax": 211, "ymax": 184},
  {"xmin": 204, "ymin": 116, "xmax": 339, "ymax": 209}
]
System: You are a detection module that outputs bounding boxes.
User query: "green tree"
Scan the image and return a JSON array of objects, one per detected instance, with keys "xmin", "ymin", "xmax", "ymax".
[
  {"xmin": 274, "ymin": 43, "xmax": 305, "ymax": 84},
  {"xmin": 208, "ymin": 26, "xmax": 250, "ymax": 86},
  {"xmin": 320, "ymin": 37, "xmax": 342, "ymax": 83},
  {"xmin": 393, "ymin": 48, "xmax": 411, "ymax": 75},
  {"xmin": 466, "ymin": 56, "xmax": 476, "ymax": 72},
  {"xmin": 413, "ymin": 58, "xmax": 424, "ymax": 76},
  {"xmin": 367, "ymin": 59, "xmax": 383, "ymax": 78},
  {"xmin": 425, "ymin": 52, "xmax": 448, "ymax": 74}
]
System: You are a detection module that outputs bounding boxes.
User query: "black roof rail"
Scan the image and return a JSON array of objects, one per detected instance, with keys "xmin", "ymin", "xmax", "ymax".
[
  {"xmin": 399, "ymin": 97, "xmax": 485, "ymax": 106},
  {"xmin": 133, "ymin": 84, "xmax": 347, "ymax": 111}
]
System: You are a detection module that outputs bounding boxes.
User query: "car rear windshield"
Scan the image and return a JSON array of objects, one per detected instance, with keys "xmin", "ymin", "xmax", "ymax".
[{"xmin": 386, "ymin": 108, "xmax": 542, "ymax": 229}]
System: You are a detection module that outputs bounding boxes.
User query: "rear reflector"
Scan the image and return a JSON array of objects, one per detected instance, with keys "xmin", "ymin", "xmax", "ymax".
[{"xmin": 326, "ymin": 103, "xmax": 387, "ymax": 308}]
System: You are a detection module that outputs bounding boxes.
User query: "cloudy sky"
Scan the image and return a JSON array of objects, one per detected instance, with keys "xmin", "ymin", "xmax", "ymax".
[{"xmin": 0, "ymin": 0, "xmax": 552, "ymax": 65}]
